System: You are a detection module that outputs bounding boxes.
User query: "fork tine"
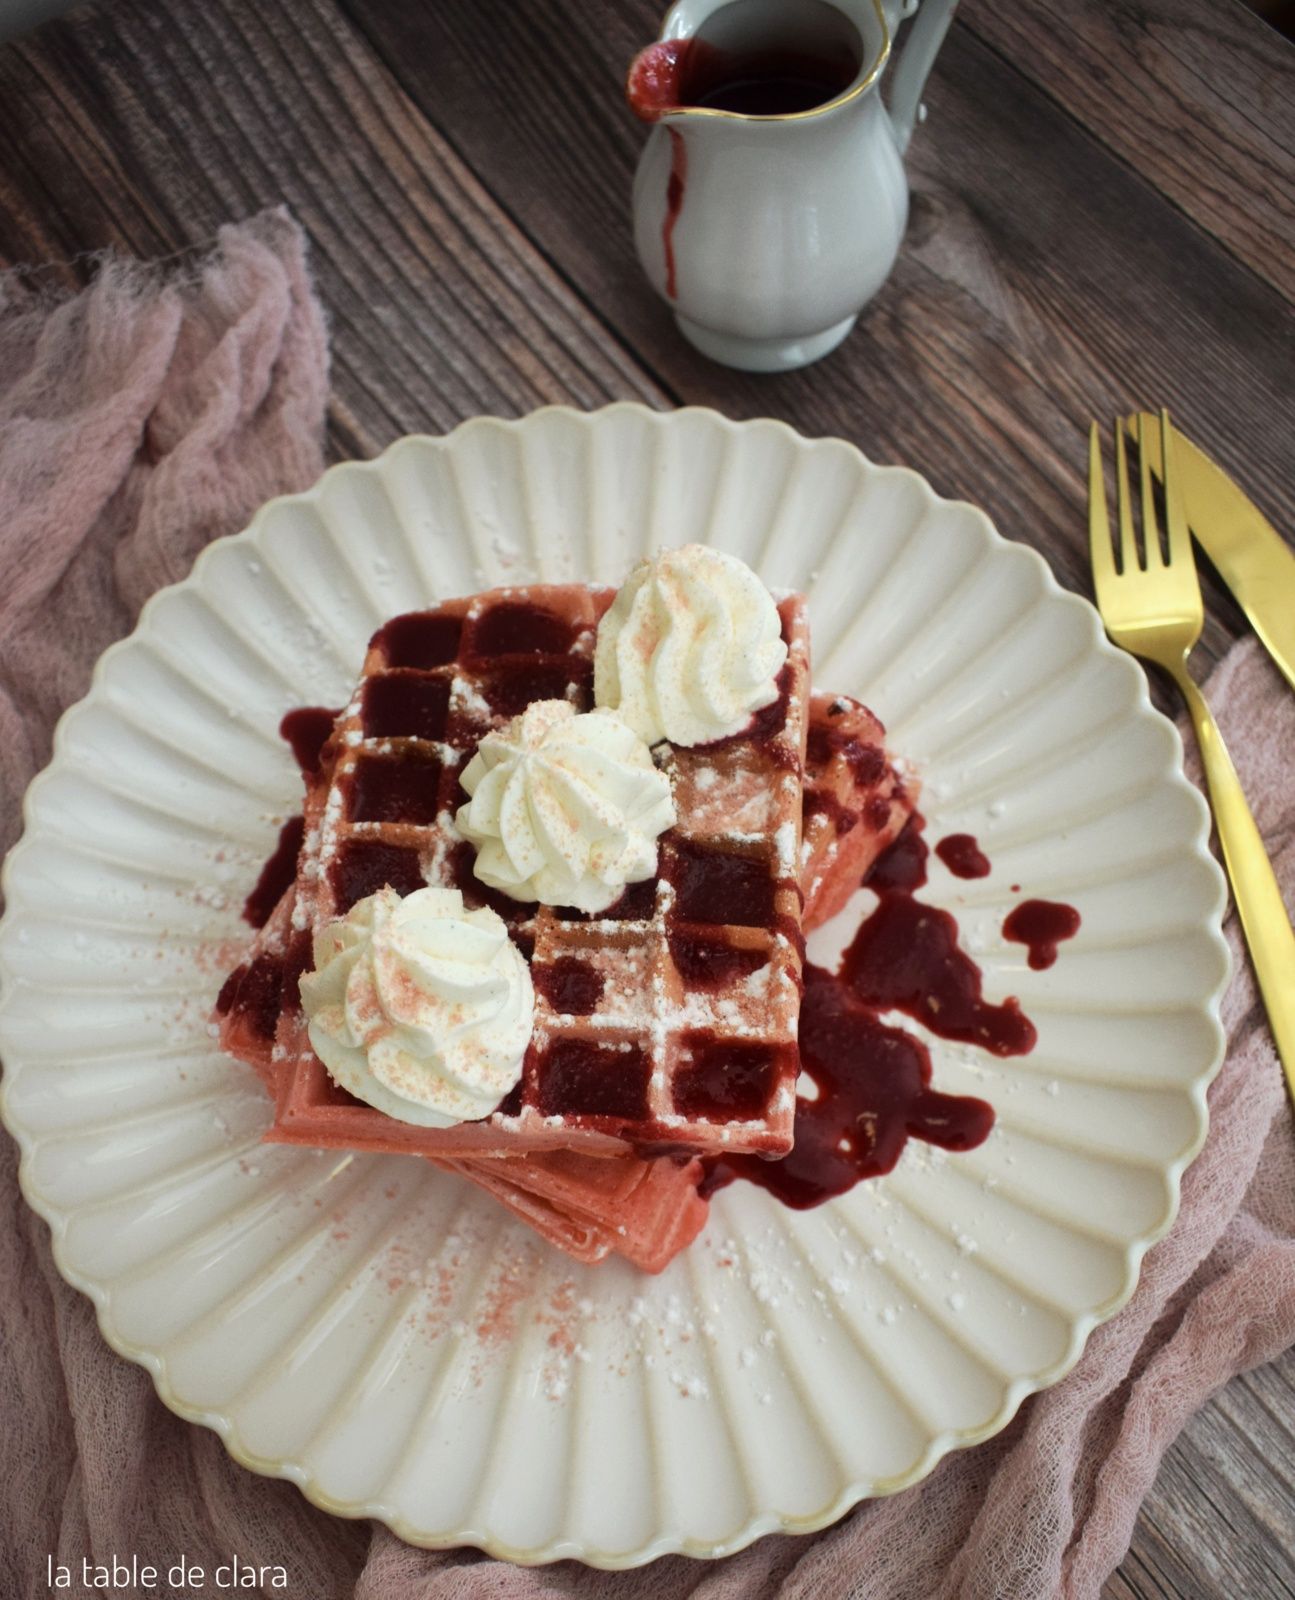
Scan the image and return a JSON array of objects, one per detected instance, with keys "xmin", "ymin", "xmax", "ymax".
[
  {"xmin": 1087, "ymin": 422, "xmax": 1117, "ymax": 593},
  {"xmin": 1137, "ymin": 413, "xmax": 1164, "ymax": 569},
  {"xmin": 1114, "ymin": 418, "xmax": 1139, "ymax": 574},
  {"xmin": 1160, "ymin": 408, "xmax": 1191, "ymax": 570}
]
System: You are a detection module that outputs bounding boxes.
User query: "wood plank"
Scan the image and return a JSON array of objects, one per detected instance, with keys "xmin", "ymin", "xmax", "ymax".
[
  {"xmin": 1103, "ymin": 1544, "xmax": 1178, "ymax": 1600},
  {"xmin": 1099, "ymin": 1344, "xmax": 1295, "ymax": 1600},
  {"xmin": 959, "ymin": 0, "xmax": 1295, "ymax": 303},
  {"xmin": 338, "ymin": 0, "xmax": 1295, "ymax": 680},
  {"xmin": 1238, "ymin": 1340, "xmax": 1295, "ymax": 1436},
  {"xmin": 0, "ymin": 0, "xmax": 669, "ymax": 464},
  {"xmin": 1132, "ymin": 1408, "xmax": 1295, "ymax": 1600},
  {"xmin": 1208, "ymin": 1356, "xmax": 1295, "ymax": 1541},
  {"xmin": 1101, "ymin": 1566, "xmax": 1142, "ymax": 1600}
]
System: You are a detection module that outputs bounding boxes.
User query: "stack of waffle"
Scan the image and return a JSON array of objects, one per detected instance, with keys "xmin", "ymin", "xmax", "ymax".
[{"xmin": 217, "ymin": 583, "xmax": 913, "ymax": 1270}]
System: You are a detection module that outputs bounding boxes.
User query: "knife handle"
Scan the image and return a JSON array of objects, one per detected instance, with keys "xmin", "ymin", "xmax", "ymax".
[{"xmin": 1176, "ymin": 670, "xmax": 1295, "ymax": 1100}]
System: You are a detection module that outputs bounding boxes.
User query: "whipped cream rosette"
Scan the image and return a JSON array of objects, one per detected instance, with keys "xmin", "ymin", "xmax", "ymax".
[
  {"xmin": 300, "ymin": 885, "xmax": 533, "ymax": 1126},
  {"xmin": 456, "ymin": 699, "xmax": 675, "ymax": 913},
  {"xmin": 594, "ymin": 543, "xmax": 787, "ymax": 747}
]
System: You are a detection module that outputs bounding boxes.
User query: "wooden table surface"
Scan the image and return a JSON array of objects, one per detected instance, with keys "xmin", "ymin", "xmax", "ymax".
[{"xmin": 1, "ymin": 1, "xmax": 1292, "ymax": 1593}]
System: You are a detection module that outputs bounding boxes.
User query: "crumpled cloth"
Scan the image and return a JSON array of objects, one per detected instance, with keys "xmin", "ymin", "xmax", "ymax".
[{"xmin": 1, "ymin": 219, "xmax": 1292, "ymax": 1600}]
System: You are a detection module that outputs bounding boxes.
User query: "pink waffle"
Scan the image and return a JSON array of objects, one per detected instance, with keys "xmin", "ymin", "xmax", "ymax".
[
  {"xmin": 801, "ymin": 693, "xmax": 916, "ymax": 928},
  {"xmin": 439, "ymin": 1150, "xmax": 709, "ymax": 1272},
  {"xmin": 262, "ymin": 583, "xmax": 811, "ymax": 1159},
  {"xmin": 217, "ymin": 677, "xmax": 912, "ymax": 1270},
  {"xmin": 215, "ymin": 881, "xmax": 307, "ymax": 1088}
]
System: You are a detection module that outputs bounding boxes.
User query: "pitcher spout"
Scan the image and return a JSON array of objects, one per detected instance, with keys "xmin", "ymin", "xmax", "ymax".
[{"xmin": 626, "ymin": 40, "xmax": 695, "ymax": 123}]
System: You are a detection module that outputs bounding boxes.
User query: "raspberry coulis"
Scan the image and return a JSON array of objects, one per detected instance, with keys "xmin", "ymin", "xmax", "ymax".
[
  {"xmin": 934, "ymin": 832, "xmax": 991, "ymax": 879},
  {"xmin": 1003, "ymin": 898, "xmax": 1082, "ymax": 970},
  {"xmin": 239, "ymin": 706, "xmax": 339, "ymax": 927},
  {"xmin": 703, "ymin": 816, "xmax": 1077, "ymax": 1208}
]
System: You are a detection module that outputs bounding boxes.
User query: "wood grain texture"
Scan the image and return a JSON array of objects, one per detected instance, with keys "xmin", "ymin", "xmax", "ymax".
[
  {"xmin": 1113, "ymin": 1388, "xmax": 1295, "ymax": 1600},
  {"xmin": 960, "ymin": 0, "xmax": 1295, "ymax": 303},
  {"xmin": 337, "ymin": 0, "xmax": 1295, "ymax": 681},
  {"xmin": 0, "ymin": 0, "xmax": 668, "ymax": 463},
  {"xmin": 0, "ymin": 2, "xmax": 1291, "ymax": 1596}
]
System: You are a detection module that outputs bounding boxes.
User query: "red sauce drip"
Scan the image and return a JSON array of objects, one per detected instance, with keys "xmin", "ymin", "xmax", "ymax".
[
  {"xmin": 745, "ymin": 661, "xmax": 793, "ymax": 747},
  {"xmin": 535, "ymin": 1040, "xmax": 651, "ymax": 1121},
  {"xmin": 666, "ymin": 840, "xmax": 775, "ymax": 927},
  {"xmin": 497, "ymin": 1080, "xmax": 526, "ymax": 1118},
  {"xmin": 480, "ymin": 656, "xmax": 593, "ymax": 717},
  {"xmin": 534, "ymin": 958, "xmax": 605, "ymax": 1016},
  {"xmin": 587, "ymin": 877, "xmax": 658, "ymax": 922},
  {"xmin": 240, "ymin": 708, "xmax": 338, "ymax": 927},
  {"xmin": 668, "ymin": 927, "xmax": 769, "ymax": 988},
  {"xmin": 331, "ymin": 839, "xmax": 425, "ymax": 912},
  {"xmin": 865, "ymin": 812, "xmax": 928, "ymax": 893},
  {"xmin": 242, "ymin": 815, "xmax": 304, "ymax": 928},
  {"xmin": 215, "ymin": 952, "xmax": 284, "ymax": 1041},
  {"xmin": 806, "ymin": 722, "xmax": 887, "ymax": 787},
  {"xmin": 348, "ymin": 750, "xmax": 443, "ymax": 825},
  {"xmin": 540, "ymin": 881, "xmax": 659, "ymax": 924},
  {"xmin": 702, "ymin": 968, "xmax": 995, "ymax": 1206},
  {"xmin": 279, "ymin": 928, "xmax": 314, "ymax": 1017},
  {"xmin": 1003, "ymin": 898, "xmax": 1081, "ymax": 970},
  {"xmin": 279, "ymin": 706, "xmax": 339, "ymax": 778},
  {"xmin": 362, "ymin": 673, "xmax": 451, "ymax": 741},
  {"xmin": 673, "ymin": 1040, "xmax": 784, "ymax": 1120},
  {"xmin": 935, "ymin": 832, "xmax": 991, "ymax": 880},
  {"xmin": 701, "ymin": 661, "xmax": 793, "ymax": 756},
  {"xmin": 467, "ymin": 602, "xmax": 574, "ymax": 658},
  {"xmin": 702, "ymin": 810, "xmax": 1043, "ymax": 1209},
  {"xmin": 664, "ymin": 127, "xmax": 687, "ymax": 300},
  {"xmin": 803, "ymin": 789, "xmax": 861, "ymax": 837},
  {"xmin": 214, "ymin": 966, "xmax": 242, "ymax": 1017},
  {"xmin": 374, "ymin": 611, "xmax": 463, "ymax": 670},
  {"xmin": 864, "ymin": 793, "xmax": 895, "ymax": 830},
  {"xmin": 843, "ymin": 894, "xmax": 1035, "ymax": 1056}
]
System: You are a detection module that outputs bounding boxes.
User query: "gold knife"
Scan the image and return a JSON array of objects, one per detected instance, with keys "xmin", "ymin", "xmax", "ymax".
[{"xmin": 1129, "ymin": 413, "xmax": 1295, "ymax": 693}]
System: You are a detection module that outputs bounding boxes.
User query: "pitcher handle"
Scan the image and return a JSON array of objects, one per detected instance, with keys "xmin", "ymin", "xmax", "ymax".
[{"xmin": 886, "ymin": 0, "xmax": 959, "ymax": 156}]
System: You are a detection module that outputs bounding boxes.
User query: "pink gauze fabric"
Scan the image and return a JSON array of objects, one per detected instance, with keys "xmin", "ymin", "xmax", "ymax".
[{"xmin": 1, "ymin": 218, "xmax": 1293, "ymax": 1600}]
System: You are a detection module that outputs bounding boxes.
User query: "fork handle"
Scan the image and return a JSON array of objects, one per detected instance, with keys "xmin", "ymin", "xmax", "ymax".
[{"xmin": 1175, "ymin": 668, "xmax": 1295, "ymax": 1100}]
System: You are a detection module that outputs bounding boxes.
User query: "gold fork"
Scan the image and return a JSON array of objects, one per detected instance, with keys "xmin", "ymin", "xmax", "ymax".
[{"xmin": 1089, "ymin": 409, "xmax": 1295, "ymax": 1100}]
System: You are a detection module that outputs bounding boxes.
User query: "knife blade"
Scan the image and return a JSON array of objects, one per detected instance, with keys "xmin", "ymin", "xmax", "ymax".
[{"xmin": 1127, "ymin": 412, "xmax": 1295, "ymax": 694}]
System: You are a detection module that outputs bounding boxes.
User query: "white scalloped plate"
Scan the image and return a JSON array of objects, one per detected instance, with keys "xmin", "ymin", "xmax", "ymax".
[{"xmin": 0, "ymin": 405, "xmax": 1228, "ymax": 1567}]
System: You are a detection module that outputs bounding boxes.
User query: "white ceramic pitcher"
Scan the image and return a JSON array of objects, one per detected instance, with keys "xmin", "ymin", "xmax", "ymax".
[{"xmin": 627, "ymin": 0, "xmax": 958, "ymax": 371}]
